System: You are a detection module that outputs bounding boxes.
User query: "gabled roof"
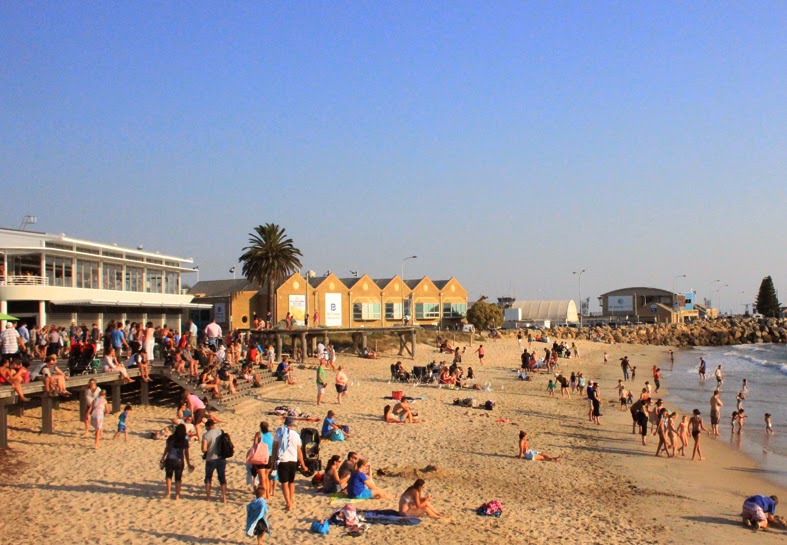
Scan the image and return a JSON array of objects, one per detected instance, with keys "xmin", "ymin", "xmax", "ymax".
[
  {"xmin": 189, "ymin": 279, "xmax": 256, "ymax": 297},
  {"xmin": 433, "ymin": 280, "xmax": 450, "ymax": 290},
  {"xmin": 404, "ymin": 279, "xmax": 421, "ymax": 289},
  {"xmin": 339, "ymin": 277, "xmax": 361, "ymax": 289},
  {"xmin": 373, "ymin": 278, "xmax": 395, "ymax": 289}
]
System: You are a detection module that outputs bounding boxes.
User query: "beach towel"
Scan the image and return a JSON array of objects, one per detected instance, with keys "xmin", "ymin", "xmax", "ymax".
[
  {"xmin": 361, "ymin": 510, "xmax": 421, "ymax": 526},
  {"xmin": 245, "ymin": 498, "xmax": 270, "ymax": 537},
  {"xmin": 329, "ymin": 494, "xmax": 373, "ymax": 505}
]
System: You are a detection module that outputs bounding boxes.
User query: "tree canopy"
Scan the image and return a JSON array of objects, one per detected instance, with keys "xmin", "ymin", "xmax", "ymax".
[
  {"xmin": 754, "ymin": 275, "xmax": 780, "ymax": 318},
  {"xmin": 239, "ymin": 224, "xmax": 303, "ymax": 320},
  {"xmin": 466, "ymin": 301, "xmax": 503, "ymax": 331}
]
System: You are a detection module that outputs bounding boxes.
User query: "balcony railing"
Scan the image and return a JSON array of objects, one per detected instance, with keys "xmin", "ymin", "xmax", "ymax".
[{"xmin": 2, "ymin": 275, "xmax": 50, "ymax": 286}]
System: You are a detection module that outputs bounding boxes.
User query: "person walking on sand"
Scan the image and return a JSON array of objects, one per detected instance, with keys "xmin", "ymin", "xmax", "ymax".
[
  {"xmin": 591, "ymin": 382, "xmax": 602, "ymax": 425},
  {"xmin": 201, "ymin": 419, "xmax": 228, "ymax": 503},
  {"xmin": 689, "ymin": 409, "xmax": 708, "ymax": 461},
  {"xmin": 653, "ymin": 368, "xmax": 662, "ymax": 393},
  {"xmin": 710, "ymin": 390, "xmax": 723, "ymax": 436},
  {"xmin": 161, "ymin": 423, "xmax": 194, "ymax": 500},
  {"xmin": 271, "ymin": 416, "xmax": 309, "ymax": 512},
  {"xmin": 83, "ymin": 379, "xmax": 101, "ymax": 436},
  {"xmin": 112, "ymin": 404, "xmax": 132, "ymax": 442},
  {"xmin": 315, "ymin": 358, "xmax": 328, "ymax": 406},
  {"xmin": 654, "ymin": 408, "xmax": 673, "ymax": 458},
  {"xmin": 335, "ymin": 366, "xmax": 349, "ymax": 404},
  {"xmin": 474, "ymin": 345, "xmax": 485, "ymax": 365},
  {"xmin": 620, "ymin": 356, "xmax": 630, "ymax": 380},
  {"xmin": 88, "ymin": 389, "xmax": 110, "ymax": 449}
]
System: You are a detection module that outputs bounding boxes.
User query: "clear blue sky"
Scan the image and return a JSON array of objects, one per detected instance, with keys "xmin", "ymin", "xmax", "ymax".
[{"xmin": 1, "ymin": 2, "xmax": 785, "ymax": 313}]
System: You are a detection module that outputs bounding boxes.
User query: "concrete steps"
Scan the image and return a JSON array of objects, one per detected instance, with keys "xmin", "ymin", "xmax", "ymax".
[{"xmin": 157, "ymin": 367, "xmax": 284, "ymax": 414}]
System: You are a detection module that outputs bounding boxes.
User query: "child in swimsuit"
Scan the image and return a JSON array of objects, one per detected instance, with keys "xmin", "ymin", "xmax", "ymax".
[
  {"xmin": 677, "ymin": 416, "xmax": 688, "ymax": 456},
  {"xmin": 546, "ymin": 380, "xmax": 555, "ymax": 398},
  {"xmin": 764, "ymin": 413, "xmax": 773, "ymax": 434}
]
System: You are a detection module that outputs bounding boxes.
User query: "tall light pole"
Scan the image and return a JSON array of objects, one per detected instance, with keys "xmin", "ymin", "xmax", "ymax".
[
  {"xmin": 401, "ymin": 256, "xmax": 417, "ymax": 325},
  {"xmin": 672, "ymin": 274, "xmax": 687, "ymax": 324},
  {"xmin": 707, "ymin": 279, "xmax": 720, "ymax": 309},
  {"xmin": 572, "ymin": 269, "xmax": 586, "ymax": 326},
  {"xmin": 304, "ymin": 270, "xmax": 315, "ymax": 327},
  {"xmin": 714, "ymin": 284, "xmax": 728, "ymax": 316}
]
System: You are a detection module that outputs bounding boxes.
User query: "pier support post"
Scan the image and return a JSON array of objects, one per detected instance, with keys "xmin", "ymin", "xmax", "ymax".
[
  {"xmin": 0, "ymin": 402, "xmax": 9, "ymax": 449},
  {"xmin": 300, "ymin": 332, "xmax": 307, "ymax": 361},
  {"xmin": 41, "ymin": 395, "xmax": 54, "ymax": 434},
  {"xmin": 111, "ymin": 384, "xmax": 122, "ymax": 413},
  {"xmin": 276, "ymin": 334, "xmax": 283, "ymax": 361},
  {"xmin": 80, "ymin": 389, "xmax": 89, "ymax": 422},
  {"xmin": 140, "ymin": 379, "xmax": 149, "ymax": 406},
  {"xmin": 410, "ymin": 329, "xmax": 416, "ymax": 360}
]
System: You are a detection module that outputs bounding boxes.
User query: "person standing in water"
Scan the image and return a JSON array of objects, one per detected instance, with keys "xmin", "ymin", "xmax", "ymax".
[
  {"xmin": 698, "ymin": 357, "xmax": 707, "ymax": 379},
  {"xmin": 714, "ymin": 365, "xmax": 724, "ymax": 388}
]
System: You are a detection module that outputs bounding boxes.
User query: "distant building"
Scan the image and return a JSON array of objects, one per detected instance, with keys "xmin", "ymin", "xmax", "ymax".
[
  {"xmin": 0, "ymin": 227, "xmax": 207, "ymax": 330},
  {"xmin": 504, "ymin": 300, "xmax": 578, "ymax": 327},
  {"xmin": 598, "ymin": 287, "xmax": 698, "ymax": 324},
  {"xmin": 188, "ymin": 279, "xmax": 265, "ymax": 332}
]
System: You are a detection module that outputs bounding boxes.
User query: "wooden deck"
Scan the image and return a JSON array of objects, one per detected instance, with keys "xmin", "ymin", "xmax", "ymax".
[{"xmin": 0, "ymin": 363, "xmax": 283, "ymax": 449}]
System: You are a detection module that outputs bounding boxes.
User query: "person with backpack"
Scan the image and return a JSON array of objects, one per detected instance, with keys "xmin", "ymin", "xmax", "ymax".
[{"xmin": 202, "ymin": 419, "xmax": 231, "ymax": 503}]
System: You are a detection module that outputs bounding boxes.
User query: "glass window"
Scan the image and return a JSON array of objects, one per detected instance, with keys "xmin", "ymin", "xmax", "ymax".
[
  {"xmin": 385, "ymin": 302, "xmax": 403, "ymax": 320},
  {"xmin": 352, "ymin": 303, "xmax": 381, "ymax": 320},
  {"xmin": 75, "ymin": 245, "xmax": 100, "ymax": 255},
  {"xmin": 125, "ymin": 266, "xmax": 144, "ymax": 292},
  {"xmin": 442, "ymin": 302, "xmax": 467, "ymax": 318},
  {"xmin": 103, "ymin": 263, "xmax": 123, "ymax": 291},
  {"xmin": 416, "ymin": 302, "xmax": 440, "ymax": 319},
  {"xmin": 146, "ymin": 269, "xmax": 162, "ymax": 293},
  {"xmin": 164, "ymin": 271, "xmax": 179, "ymax": 294},
  {"xmin": 46, "ymin": 256, "xmax": 73, "ymax": 287},
  {"xmin": 76, "ymin": 259, "xmax": 99, "ymax": 289}
]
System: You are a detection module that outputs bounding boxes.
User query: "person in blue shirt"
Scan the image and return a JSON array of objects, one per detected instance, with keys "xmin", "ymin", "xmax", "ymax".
[
  {"xmin": 742, "ymin": 494, "xmax": 778, "ymax": 531},
  {"xmin": 110, "ymin": 323, "xmax": 128, "ymax": 359},
  {"xmin": 320, "ymin": 410, "xmax": 350, "ymax": 441},
  {"xmin": 113, "ymin": 404, "xmax": 132, "ymax": 442},
  {"xmin": 346, "ymin": 458, "xmax": 389, "ymax": 500}
]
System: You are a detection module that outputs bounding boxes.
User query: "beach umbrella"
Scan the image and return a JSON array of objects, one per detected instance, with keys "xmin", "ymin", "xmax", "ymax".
[{"xmin": 0, "ymin": 313, "xmax": 19, "ymax": 321}]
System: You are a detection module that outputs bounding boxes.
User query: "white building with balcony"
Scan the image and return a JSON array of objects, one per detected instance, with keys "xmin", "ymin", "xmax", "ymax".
[{"xmin": 0, "ymin": 227, "xmax": 207, "ymax": 331}]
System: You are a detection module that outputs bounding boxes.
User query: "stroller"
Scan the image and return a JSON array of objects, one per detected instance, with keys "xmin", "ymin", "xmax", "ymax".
[
  {"xmin": 300, "ymin": 427, "xmax": 322, "ymax": 475},
  {"xmin": 69, "ymin": 344, "xmax": 96, "ymax": 375}
]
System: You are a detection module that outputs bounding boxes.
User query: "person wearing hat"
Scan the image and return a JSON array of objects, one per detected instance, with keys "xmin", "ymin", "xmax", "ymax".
[
  {"xmin": 272, "ymin": 416, "xmax": 308, "ymax": 511},
  {"xmin": 1, "ymin": 322, "xmax": 25, "ymax": 359}
]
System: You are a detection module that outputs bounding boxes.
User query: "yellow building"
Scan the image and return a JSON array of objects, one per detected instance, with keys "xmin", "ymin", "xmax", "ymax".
[{"xmin": 274, "ymin": 272, "xmax": 467, "ymax": 329}]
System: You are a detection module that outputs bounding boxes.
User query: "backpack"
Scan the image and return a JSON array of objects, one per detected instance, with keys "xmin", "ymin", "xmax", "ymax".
[
  {"xmin": 245, "ymin": 441, "xmax": 269, "ymax": 465},
  {"xmin": 218, "ymin": 432, "xmax": 235, "ymax": 459}
]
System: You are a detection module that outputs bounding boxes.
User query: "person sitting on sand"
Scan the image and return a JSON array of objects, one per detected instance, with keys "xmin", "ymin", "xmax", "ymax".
[
  {"xmin": 321, "ymin": 410, "xmax": 350, "ymax": 441},
  {"xmin": 392, "ymin": 399, "xmax": 417, "ymax": 423},
  {"xmin": 322, "ymin": 454, "xmax": 350, "ymax": 494},
  {"xmin": 517, "ymin": 431, "xmax": 561, "ymax": 462},
  {"xmin": 399, "ymin": 478, "xmax": 442, "ymax": 519},
  {"xmin": 741, "ymin": 494, "xmax": 779, "ymax": 532},
  {"xmin": 347, "ymin": 458, "xmax": 390, "ymax": 499},
  {"xmin": 439, "ymin": 366, "xmax": 456, "ymax": 386},
  {"xmin": 360, "ymin": 346, "xmax": 377, "ymax": 359},
  {"xmin": 275, "ymin": 356, "xmax": 296, "ymax": 384}
]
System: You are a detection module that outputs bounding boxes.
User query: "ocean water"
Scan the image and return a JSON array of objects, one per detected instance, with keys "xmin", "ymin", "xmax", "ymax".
[{"xmin": 661, "ymin": 344, "xmax": 787, "ymax": 488}]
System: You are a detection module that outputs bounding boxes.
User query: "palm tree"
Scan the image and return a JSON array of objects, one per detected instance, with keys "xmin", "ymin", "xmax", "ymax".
[{"xmin": 239, "ymin": 224, "xmax": 303, "ymax": 321}]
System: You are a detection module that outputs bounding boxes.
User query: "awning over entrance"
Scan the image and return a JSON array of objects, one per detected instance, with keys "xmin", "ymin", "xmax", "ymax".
[{"xmin": 50, "ymin": 300, "xmax": 212, "ymax": 309}]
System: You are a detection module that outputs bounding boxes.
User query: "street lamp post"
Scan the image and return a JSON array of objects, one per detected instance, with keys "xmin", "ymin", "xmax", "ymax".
[
  {"xmin": 401, "ymin": 256, "xmax": 417, "ymax": 325},
  {"xmin": 714, "ymin": 284, "xmax": 728, "ymax": 316},
  {"xmin": 707, "ymin": 279, "xmax": 721, "ymax": 310},
  {"xmin": 572, "ymin": 269, "xmax": 586, "ymax": 327},
  {"xmin": 304, "ymin": 270, "xmax": 315, "ymax": 327},
  {"xmin": 672, "ymin": 274, "xmax": 687, "ymax": 324}
]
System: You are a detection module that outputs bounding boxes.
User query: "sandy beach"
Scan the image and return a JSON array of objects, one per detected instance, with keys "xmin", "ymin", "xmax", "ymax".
[{"xmin": 1, "ymin": 336, "xmax": 785, "ymax": 545}]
